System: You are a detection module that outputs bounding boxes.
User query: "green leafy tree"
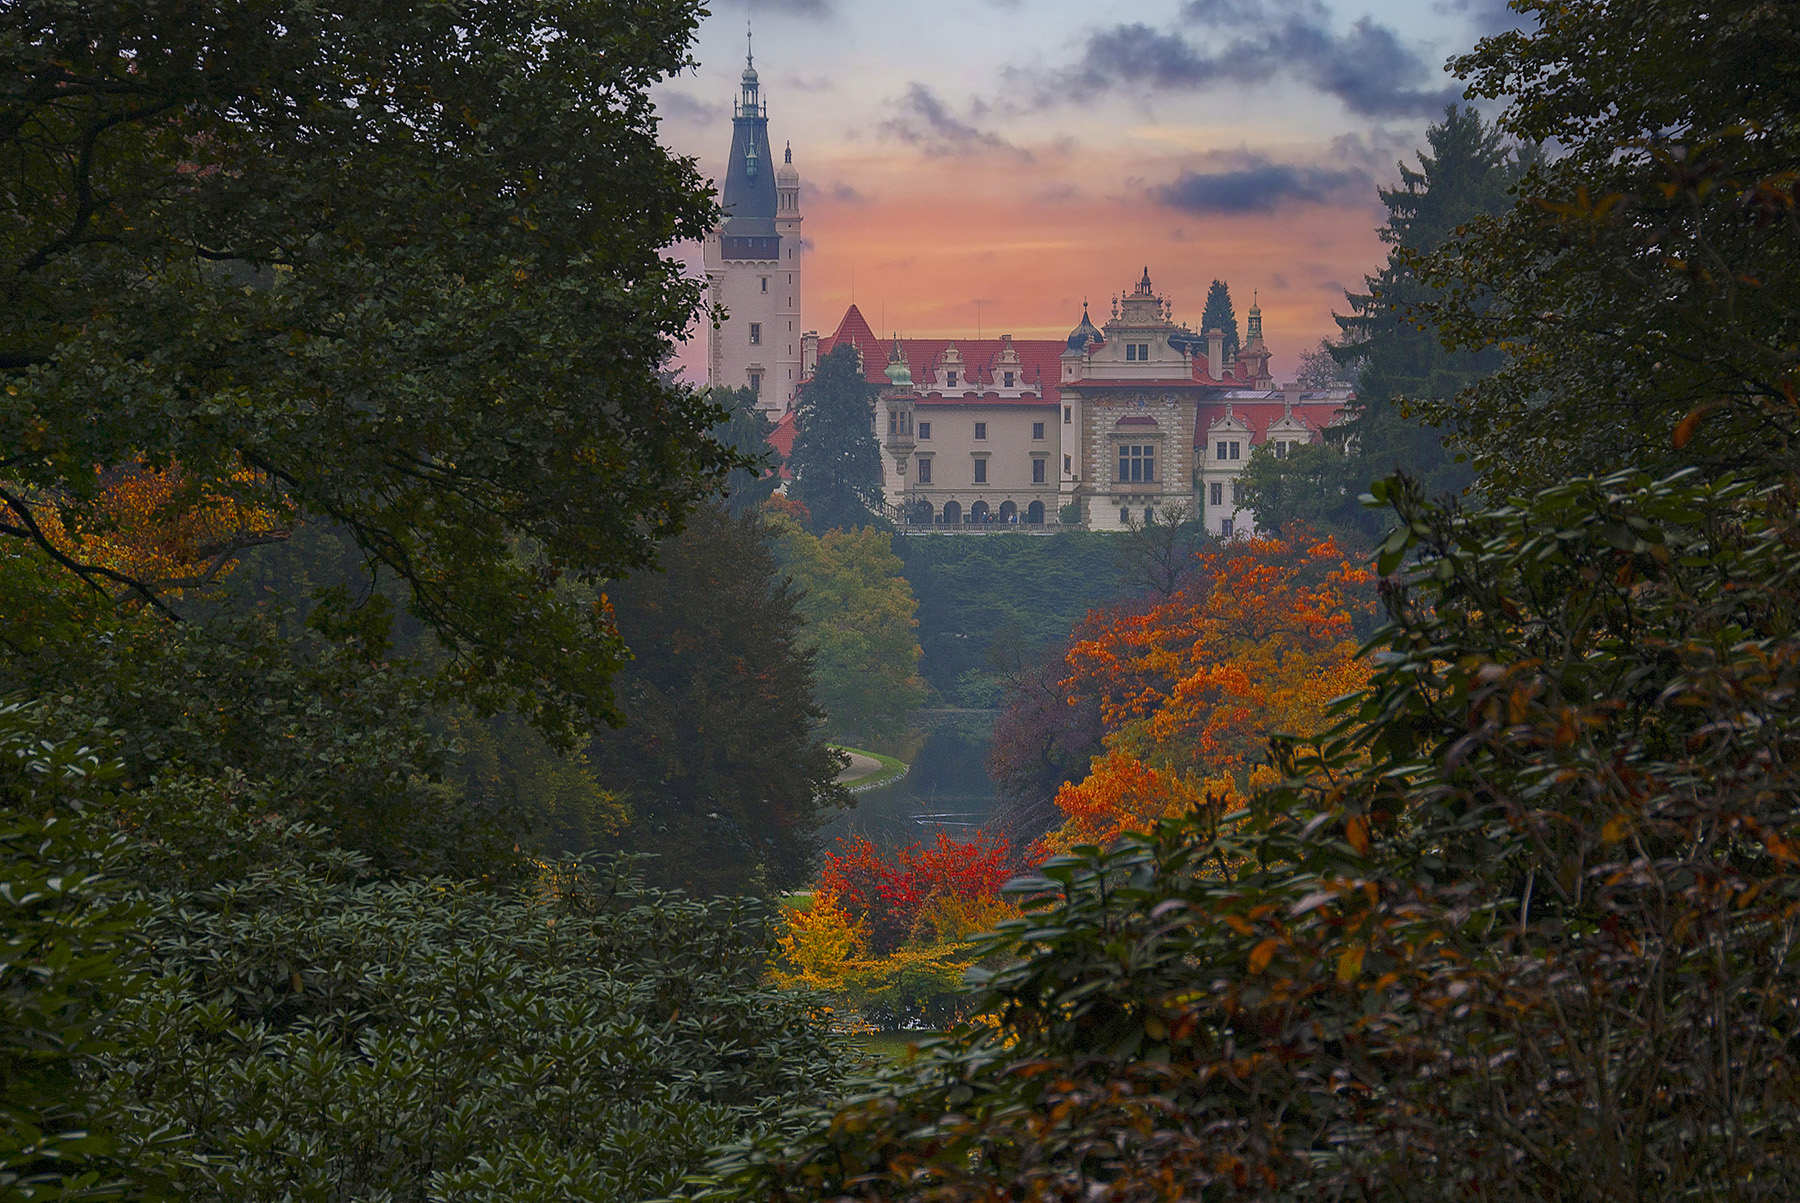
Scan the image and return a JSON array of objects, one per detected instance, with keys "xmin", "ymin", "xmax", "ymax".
[
  {"xmin": 769, "ymin": 514, "xmax": 925, "ymax": 741},
  {"xmin": 1199, "ymin": 279, "xmax": 1240, "ymax": 361},
  {"xmin": 1421, "ymin": 0, "xmax": 1800, "ymax": 491},
  {"xmin": 787, "ymin": 345, "xmax": 884, "ymax": 533},
  {"xmin": 588, "ymin": 504, "xmax": 849, "ymax": 896},
  {"xmin": 710, "ymin": 387, "xmax": 782, "ymax": 516},
  {"xmin": 1241, "ymin": 105, "xmax": 1527, "ymax": 549},
  {"xmin": 0, "ymin": 706, "xmax": 158, "ymax": 1202},
  {"xmin": 0, "ymin": 0, "xmax": 735, "ymax": 737}
]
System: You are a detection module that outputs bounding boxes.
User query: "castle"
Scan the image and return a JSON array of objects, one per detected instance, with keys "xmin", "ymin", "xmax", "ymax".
[{"xmin": 702, "ymin": 48, "xmax": 1351, "ymax": 536}]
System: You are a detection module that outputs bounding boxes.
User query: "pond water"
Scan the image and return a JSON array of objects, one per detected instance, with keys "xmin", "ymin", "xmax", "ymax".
[{"xmin": 822, "ymin": 714, "xmax": 998, "ymax": 848}]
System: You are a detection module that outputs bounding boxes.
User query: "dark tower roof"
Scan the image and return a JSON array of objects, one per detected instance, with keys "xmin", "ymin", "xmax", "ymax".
[
  {"xmin": 1066, "ymin": 302, "xmax": 1103, "ymax": 351},
  {"xmin": 719, "ymin": 48, "xmax": 779, "ymax": 258}
]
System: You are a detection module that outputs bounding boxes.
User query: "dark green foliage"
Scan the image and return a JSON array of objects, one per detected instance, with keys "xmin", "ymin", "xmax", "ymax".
[
  {"xmin": 0, "ymin": 599, "xmax": 518, "ymax": 882},
  {"xmin": 1424, "ymin": 0, "xmax": 1800, "ymax": 491},
  {"xmin": 1240, "ymin": 106, "xmax": 1526, "ymax": 550},
  {"xmin": 787, "ymin": 346, "xmax": 885, "ymax": 534},
  {"xmin": 0, "ymin": 0, "xmax": 735, "ymax": 737},
  {"xmin": 711, "ymin": 387, "xmax": 782, "ymax": 516},
  {"xmin": 0, "ymin": 707, "xmax": 157, "ymax": 1202},
  {"xmin": 588, "ymin": 505, "xmax": 849, "ymax": 896},
  {"xmin": 105, "ymin": 854, "xmax": 848, "ymax": 1203},
  {"xmin": 890, "ymin": 533, "xmax": 1122, "ymax": 705},
  {"xmin": 1199, "ymin": 279, "xmax": 1239, "ymax": 360}
]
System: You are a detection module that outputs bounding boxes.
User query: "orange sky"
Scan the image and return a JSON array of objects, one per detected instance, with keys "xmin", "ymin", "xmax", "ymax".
[{"xmin": 656, "ymin": 0, "xmax": 1521, "ymax": 384}]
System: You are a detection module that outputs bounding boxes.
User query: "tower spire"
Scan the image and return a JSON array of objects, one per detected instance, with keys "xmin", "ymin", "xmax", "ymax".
[{"xmin": 746, "ymin": 19, "xmax": 753, "ymax": 70}]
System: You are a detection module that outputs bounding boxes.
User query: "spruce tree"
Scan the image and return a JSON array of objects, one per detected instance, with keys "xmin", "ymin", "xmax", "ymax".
[
  {"xmin": 788, "ymin": 344, "xmax": 886, "ymax": 532},
  {"xmin": 1199, "ymin": 280, "xmax": 1240, "ymax": 361},
  {"xmin": 1240, "ymin": 106, "xmax": 1527, "ymax": 549}
]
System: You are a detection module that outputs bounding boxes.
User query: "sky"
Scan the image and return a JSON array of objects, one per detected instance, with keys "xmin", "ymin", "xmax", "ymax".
[{"xmin": 655, "ymin": 0, "xmax": 1525, "ymax": 384}]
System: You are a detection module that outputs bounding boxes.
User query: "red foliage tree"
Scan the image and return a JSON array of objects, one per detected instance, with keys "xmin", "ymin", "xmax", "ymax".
[{"xmin": 818, "ymin": 832, "xmax": 1017, "ymax": 954}]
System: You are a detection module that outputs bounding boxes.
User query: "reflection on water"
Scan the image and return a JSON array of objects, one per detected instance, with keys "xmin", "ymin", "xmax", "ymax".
[{"xmin": 823, "ymin": 714, "xmax": 997, "ymax": 849}]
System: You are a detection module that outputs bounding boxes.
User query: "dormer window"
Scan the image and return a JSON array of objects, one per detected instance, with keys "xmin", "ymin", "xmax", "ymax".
[
  {"xmin": 947, "ymin": 371, "xmax": 958, "ymax": 387},
  {"xmin": 1004, "ymin": 371, "xmax": 1015, "ymax": 388}
]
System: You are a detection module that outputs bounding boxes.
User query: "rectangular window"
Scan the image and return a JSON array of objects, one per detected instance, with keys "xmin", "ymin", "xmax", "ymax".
[
  {"xmin": 1140, "ymin": 343, "xmax": 1151, "ymax": 359},
  {"xmin": 1033, "ymin": 458, "xmax": 1046, "ymax": 484},
  {"xmin": 748, "ymin": 371, "xmax": 762, "ymax": 397},
  {"xmin": 1221, "ymin": 517, "xmax": 1234, "ymax": 537},
  {"xmin": 974, "ymin": 422, "xmax": 987, "ymax": 440},
  {"xmin": 1120, "ymin": 507, "xmax": 1131, "ymax": 525},
  {"xmin": 918, "ymin": 421, "xmax": 931, "ymax": 440},
  {"xmin": 1063, "ymin": 454, "xmax": 1072, "ymax": 474},
  {"xmin": 1275, "ymin": 440, "xmax": 1287, "ymax": 459},
  {"xmin": 973, "ymin": 459, "xmax": 987, "ymax": 484},
  {"xmin": 889, "ymin": 413, "xmax": 897, "ymax": 435},
  {"xmin": 748, "ymin": 323, "xmax": 761, "ymax": 345},
  {"xmin": 1230, "ymin": 441, "xmax": 1241, "ymax": 460},
  {"xmin": 1210, "ymin": 481, "xmax": 1223, "ymax": 506},
  {"xmin": 760, "ymin": 277, "xmax": 768, "ymax": 293},
  {"xmin": 1032, "ymin": 421, "xmax": 1045, "ymax": 440},
  {"xmin": 1232, "ymin": 482, "xmax": 1243, "ymax": 505},
  {"xmin": 1217, "ymin": 441, "xmax": 1228, "ymax": 460},
  {"xmin": 1117, "ymin": 444, "xmax": 1155, "ymax": 484},
  {"xmin": 1064, "ymin": 406, "xmax": 1072, "ymax": 424},
  {"xmin": 948, "ymin": 371, "xmax": 958, "ymax": 387},
  {"xmin": 1125, "ymin": 344, "xmax": 1136, "ymax": 362},
  {"xmin": 918, "ymin": 458, "xmax": 931, "ymax": 483},
  {"xmin": 1145, "ymin": 506, "xmax": 1155, "ymax": 524}
]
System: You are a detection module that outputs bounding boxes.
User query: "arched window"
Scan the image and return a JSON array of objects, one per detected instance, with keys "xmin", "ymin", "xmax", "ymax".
[
  {"xmin": 941, "ymin": 501, "xmax": 962, "ymax": 525},
  {"xmin": 909, "ymin": 499, "xmax": 934, "ymax": 526},
  {"xmin": 1026, "ymin": 500, "xmax": 1045, "ymax": 525},
  {"xmin": 999, "ymin": 501, "xmax": 1018, "ymax": 523},
  {"xmin": 970, "ymin": 500, "xmax": 991, "ymax": 524},
  {"xmin": 1120, "ymin": 507, "xmax": 1131, "ymax": 525}
]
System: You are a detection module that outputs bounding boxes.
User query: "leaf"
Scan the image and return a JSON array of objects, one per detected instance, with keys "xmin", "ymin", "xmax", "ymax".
[
  {"xmin": 1248, "ymin": 938, "xmax": 1280, "ymax": 975},
  {"xmin": 1336, "ymin": 942, "xmax": 1366, "ymax": 983},
  {"xmin": 1672, "ymin": 406, "xmax": 1708, "ymax": 450},
  {"xmin": 1601, "ymin": 815, "xmax": 1630, "ymax": 843},
  {"xmin": 1345, "ymin": 815, "xmax": 1371, "ymax": 857}
]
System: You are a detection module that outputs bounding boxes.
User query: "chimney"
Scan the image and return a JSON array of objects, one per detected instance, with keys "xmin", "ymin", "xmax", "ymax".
[{"xmin": 1206, "ymin": 328, "xmax": 1225, "ymax": 380}]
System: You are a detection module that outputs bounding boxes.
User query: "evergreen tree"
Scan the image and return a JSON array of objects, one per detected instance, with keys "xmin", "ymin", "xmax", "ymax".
[
  {"xmin": 711, "ymin": 386, "xmax": 782, "ymax": 515},
  {"xmin": 1199, "ymin": 280, "xmax": 1240, "ymax": 361},
  {"xmin": 589, "ymin": 504, "xmax": 849, "ymax": 896},
  {"xmin": 788, "ymin": 345, "xmax": 886, "ymax": 532},
  {"xmin": 1240, "ymin": 106, "xmax": 1527, "ymax": 549}
]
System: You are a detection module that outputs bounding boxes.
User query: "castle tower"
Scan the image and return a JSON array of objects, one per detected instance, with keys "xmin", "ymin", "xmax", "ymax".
[{"xmin": 704, "ymin": 32, "xmax": 803, "ymax": 416}]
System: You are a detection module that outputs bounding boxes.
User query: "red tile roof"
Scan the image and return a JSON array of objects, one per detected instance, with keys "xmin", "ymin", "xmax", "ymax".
[
  {"xmin": 767, "ymin": 410, "xmax": 797, "ymax": 480},
  {"xmin": 1194, "ymin": 399, "xmax": 1352, "ymax": 448},
  {"xmin": 818, "ymin": 305, "xmax": 1069, "ymax": 405}
]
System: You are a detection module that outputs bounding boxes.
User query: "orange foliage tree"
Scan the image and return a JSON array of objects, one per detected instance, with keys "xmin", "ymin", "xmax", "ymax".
[
  {"xmin": 1050, "ymin": 532, "xmax": 1374, "ymax": 847},
  {"xmin": 12, "ymin": 461, "xmax": 289, "ymax": 604}
]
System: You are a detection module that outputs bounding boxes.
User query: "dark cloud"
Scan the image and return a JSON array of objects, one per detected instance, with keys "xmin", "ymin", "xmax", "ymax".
[
  {"xmin": 880, "ymin": 83, "xmax": 1029, "ymax": 158},
  {"xmin": 653, "ymin": 89, "xmax": 713, "ymax": 126},
  {"xmin": 1156, "ymin": 158, "xmax": 1369, "ymax": 213},
  {"xmin": 828, "ymin": 182, "xmax": 866, "ymax": 204},
  {"xmin": 708, "ymin": 0, "xmax": 834, "ymax": 15},
  {"xmin": 1055, "ymin": 0, "xmax": 1461, "ymax": 119}
]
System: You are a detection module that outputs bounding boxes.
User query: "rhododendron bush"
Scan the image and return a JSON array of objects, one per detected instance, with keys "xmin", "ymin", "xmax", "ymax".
[
  {"xmin": 1046, "ymin": 532, "xmax": 1374, "ymax": 849},
  {"xmin": 776, "ymin": 833, "xmax": 1024, "ymax": 1028}
]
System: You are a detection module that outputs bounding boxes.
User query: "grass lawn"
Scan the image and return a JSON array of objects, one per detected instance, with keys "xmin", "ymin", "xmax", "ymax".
[
  {"xmin": 850, "ymin": 1029, "xmax": 945, "ymax": 1064},
  {"xmin": 827, "ymin": 743, "xmax": 909, "ymax": 791}
]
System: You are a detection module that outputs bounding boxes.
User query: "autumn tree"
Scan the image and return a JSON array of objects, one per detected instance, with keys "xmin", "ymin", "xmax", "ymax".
[
  {"xmin": 1048, "ymin": 532, "xmax": 1375, "ymax": 848},
  {"xmin": 769, "ymin": 512, "xmax": 925, "ymax": 740},
  {"xmin": 786, "ymin": 344, "xmax": 885, "ymax": 533}
]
